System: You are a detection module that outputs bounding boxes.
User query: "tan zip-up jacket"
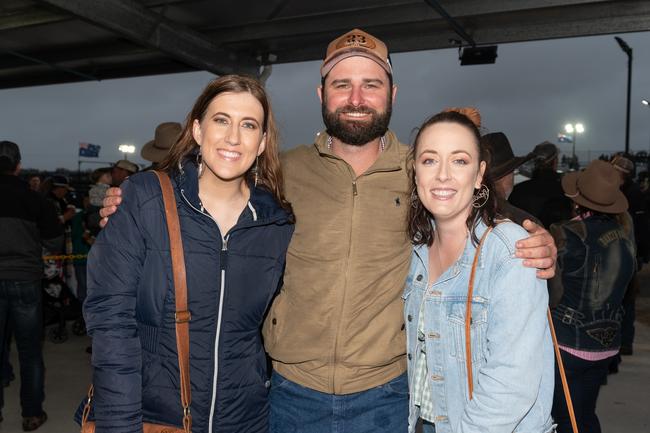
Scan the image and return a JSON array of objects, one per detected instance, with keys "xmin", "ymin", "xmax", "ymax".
[{"xmin": 263, "ymin": 130, "xmax": 412, "ymax": 394}]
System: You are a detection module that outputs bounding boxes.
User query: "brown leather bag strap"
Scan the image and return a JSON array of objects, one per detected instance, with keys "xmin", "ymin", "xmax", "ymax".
[
  {"xmin": 547, "ymin": 308, "xmax": 579, "ymax": 433},
  {"xmin": 465, "ymin": 226, "xmax": 492, "ymax": 400},
  {"xmin": 154, "ymin": 171, "xmax": 192, "ymax": 433}
]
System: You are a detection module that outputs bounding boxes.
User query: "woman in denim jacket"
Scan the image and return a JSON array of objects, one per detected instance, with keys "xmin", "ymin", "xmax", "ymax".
[
  {"xmin": 403, "ymin": 109, "xmax": 554, "ymax": 433},
  {"xmin": 549, "ymin": 160, "xmax": 635, "ymax": 433}
]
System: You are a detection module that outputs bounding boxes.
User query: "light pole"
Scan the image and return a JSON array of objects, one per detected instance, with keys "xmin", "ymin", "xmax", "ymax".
[
  {"xmin": 615, "ymin": 37, "xmax": 632, "ymax": 154},
  {"xmin": 118, "ymin": 144, "xmax": 136, "ymax": 160},
  {"xmin": 564, "ymin": 122, "xmax": 585, "ymax": 163},
  {"xmin": 643, "ymin": 99, "xmax": 650, "ymax": 169}
]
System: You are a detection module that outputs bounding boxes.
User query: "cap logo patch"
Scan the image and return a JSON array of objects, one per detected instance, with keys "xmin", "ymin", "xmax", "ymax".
[{"xmin": 337, "ymin": 33, "xmax": 376, "ymax": 50}]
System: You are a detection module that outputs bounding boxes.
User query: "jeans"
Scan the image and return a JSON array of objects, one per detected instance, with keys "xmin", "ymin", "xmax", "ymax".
[
  {"xmin": 552, "ymin": 350, "xmax": 611, "ymax": 433},
  {"xmin": 269, "ymin": 371, "xmax": 409, "ymax": 433},
  {"xmin": 0, "ymin": 280, "xmax": 45, "ymax": 417}
]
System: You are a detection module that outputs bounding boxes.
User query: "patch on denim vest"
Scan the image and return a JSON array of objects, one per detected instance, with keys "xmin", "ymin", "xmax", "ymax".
[{"xmin": 586, "ymin": 327, "xmax": 618, "ymax": 347}]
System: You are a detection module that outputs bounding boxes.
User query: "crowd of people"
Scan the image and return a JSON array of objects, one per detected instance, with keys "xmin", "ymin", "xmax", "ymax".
[{"xmin": 1, "ymin": 27, "xmax": 649, "ymax": 433}]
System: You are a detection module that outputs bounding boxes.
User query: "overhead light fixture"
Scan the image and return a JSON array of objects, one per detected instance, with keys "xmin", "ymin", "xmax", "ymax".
[{"xmin": 459, "ymin": 45, "xmax": 498, "ymax": 66}]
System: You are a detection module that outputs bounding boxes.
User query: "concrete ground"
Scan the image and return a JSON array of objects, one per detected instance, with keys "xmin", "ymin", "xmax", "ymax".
[{"xmin": 1, "ymin": 267, "xmax": 650, "ymax": 432}]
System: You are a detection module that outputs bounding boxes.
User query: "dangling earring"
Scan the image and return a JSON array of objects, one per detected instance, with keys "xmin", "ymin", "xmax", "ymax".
[
  {"xmin": 251, "ymin": 156, "xmax": 259, "ymax": 187},
  {"xmin": 410, "ymin": 188, "xmax": 420, "ymax": 208},
  {"xmin": 472, "ymin": 184, "xmax": 490, "ymax": 208},
  {"xmin": 196, "ymin": 148, "xmax": 204, "ymax": 178}
]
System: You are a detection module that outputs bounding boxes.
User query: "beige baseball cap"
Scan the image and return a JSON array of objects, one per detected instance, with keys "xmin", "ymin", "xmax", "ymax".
[{"xmin": 320, "ymin": 28, "xmax": 392, "ymax": 77}]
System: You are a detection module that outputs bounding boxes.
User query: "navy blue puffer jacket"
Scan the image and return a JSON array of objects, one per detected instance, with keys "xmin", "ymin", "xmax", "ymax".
[{"xmin": 80, "ymin": 162, "xmax": 293, "ymax": 433}]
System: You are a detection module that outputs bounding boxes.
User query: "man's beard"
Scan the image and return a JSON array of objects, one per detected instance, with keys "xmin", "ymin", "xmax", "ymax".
[{"xmin": 322, "ymin": 100, "xmax": 392, "ymax": 146}]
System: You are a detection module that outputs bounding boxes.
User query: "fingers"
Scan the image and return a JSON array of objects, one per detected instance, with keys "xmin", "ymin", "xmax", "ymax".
[
  {"xmin": 522, "ymin": 219, "xmax": 541, "ymax": 234},
  {"xmin": 536, "ymin": 266, "xmax": 556, "ymax": 280},
  {"xmin": 99, "ymin": 217, "xmax": 108, "ymax": 229},
  {"xmin": 107, "ymin": 187, "xmax": 122, "ymax": 197},
  {"xmin": 99, "ymin": 205, "xmax": 117, "ymax": 219},
  {"xmin": 516, "ymin": 245, "xmax": 552, "ymax": 260}
]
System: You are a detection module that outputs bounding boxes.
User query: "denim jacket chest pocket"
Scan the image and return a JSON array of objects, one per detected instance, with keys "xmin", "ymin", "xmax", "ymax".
[{"xmin": 445, "ymin": 297, "xmax": 489, "ymax": 363}]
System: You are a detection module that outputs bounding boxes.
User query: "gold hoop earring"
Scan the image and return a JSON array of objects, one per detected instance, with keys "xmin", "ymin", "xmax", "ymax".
[{"xmin": 472, "ymin": 184, "xmax": 490, "ymax": 208}]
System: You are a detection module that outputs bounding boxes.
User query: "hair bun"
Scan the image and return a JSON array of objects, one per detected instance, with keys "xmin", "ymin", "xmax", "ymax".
[{"xmin": 442, "ymin": 107, "xmax": 481, "ymax": 128}]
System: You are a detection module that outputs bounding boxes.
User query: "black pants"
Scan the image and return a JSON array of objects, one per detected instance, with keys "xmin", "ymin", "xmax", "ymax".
[{"xmin": 552, "ymin": 350, "xmax": 612, "ymax": 433}]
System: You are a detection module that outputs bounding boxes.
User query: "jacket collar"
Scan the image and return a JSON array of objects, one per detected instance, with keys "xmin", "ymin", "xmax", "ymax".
[
  {"xmin": 413, "ymin": 218, "xmax": 490, "ymax": 273},
  {"xmin": 313, "ymin": 129, "xmax": 404, "ymax": 172},
  {"xmin": 172, "ymin": 156, "xmax": 291, "ymax": 224}
]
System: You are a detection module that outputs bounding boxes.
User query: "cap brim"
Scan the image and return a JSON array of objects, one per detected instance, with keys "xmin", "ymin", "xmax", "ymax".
[{"xmin": 321, "ymin": 51, "xmax": 391, "ymax": 77}]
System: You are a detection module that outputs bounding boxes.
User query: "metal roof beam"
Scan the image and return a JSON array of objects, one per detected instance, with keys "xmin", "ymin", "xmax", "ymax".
[{"xmin": 40, "ymin": 0, "xmax": 259, "ymax": 76}]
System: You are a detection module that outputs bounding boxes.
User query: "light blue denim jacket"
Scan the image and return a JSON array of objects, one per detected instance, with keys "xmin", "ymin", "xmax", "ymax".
[{"xmin": 404, "ymin": 220, "xmax": 555, "ymax": 433}]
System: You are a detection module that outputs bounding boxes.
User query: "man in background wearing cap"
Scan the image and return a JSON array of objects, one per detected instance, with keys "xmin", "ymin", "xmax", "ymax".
[
  {"xmin": 111, "ymin": 159, "xmax": 138, "ymax": 186},
  {"xmin": 99, "ymin": 29, "xmax": 557, "ymax": 432},
  {"xmin": 0, "ymin": 140, "xmax": 62, "ymax": 430}
]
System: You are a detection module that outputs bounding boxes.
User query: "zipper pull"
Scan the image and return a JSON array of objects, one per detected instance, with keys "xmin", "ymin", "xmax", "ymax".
[
  {"xmin": 352, "ymin": 181, "xmax": 358, "ymax": 196},
  {"xmin": 220, "ymin": 236, "xmax": 229, "ymax": 269}
]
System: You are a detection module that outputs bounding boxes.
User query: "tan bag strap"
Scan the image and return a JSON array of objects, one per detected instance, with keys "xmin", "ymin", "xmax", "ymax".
[
  {"xmin": 81, "ymin": 173, "xmax": 192, "ymax": 432},
  {"xmin": 154, "ymin": 170, "xmax": 192, "ymax": 433},
  {"xmin": 465, "ymin": 226, "xmax": 492, "ymax": 400},
  {"xmin": 463, "ymin": 225, "xmax": 579, "ymax": 433},
  {"xmin": 547, "ymin": 308, "xmax": 579, "ymax": 433}
]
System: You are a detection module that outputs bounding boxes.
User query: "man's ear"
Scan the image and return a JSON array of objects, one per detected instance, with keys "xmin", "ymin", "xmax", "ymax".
[
  {"xmin": 317, "ymin": 86, "xmax": 323, "ymax": 104},
  {"xmin": 391, "ymin": 84, "xmax": 398, "ymax": 105}
]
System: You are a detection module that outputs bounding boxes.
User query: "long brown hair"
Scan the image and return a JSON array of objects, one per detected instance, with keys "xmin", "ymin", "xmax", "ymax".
[
  {"xmin": 159, "ymin": 75, "xmax": 292, "ymax": 217},
  {"xmin": 407, "ymin": 110, "xmax": 498, "ymax": 246}
]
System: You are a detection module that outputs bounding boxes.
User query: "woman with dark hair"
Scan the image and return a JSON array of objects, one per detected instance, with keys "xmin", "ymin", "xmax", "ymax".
[
  {"xmin": 549, "ymin": 160, "xmax": 635, "ymax": 433},
  {"xmin": 79, "ymin": 75, "xmax": 294, "ymax": 433},
  {"xmin": 403, "ymin": 109, "xmax": 554, "ymax": 433}
]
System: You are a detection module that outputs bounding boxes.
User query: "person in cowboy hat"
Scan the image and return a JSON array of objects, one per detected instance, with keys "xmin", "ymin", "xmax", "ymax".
[
  {"xmin": 481, "ymin": 132, "xmax": 541, "ymax": 225},
  {"xmin": 510, "ymin": 142, "xmax": 573, "ymax": 228},
  {"xmin": 548, "ymin": 159, "xmax": 635, "ymax": 433},
  {"xmin": 140, "ymin": 122, "xmax": 181, "ymax": 169},
  {"xmin": 110, "ymin": 159, "xmax": 138, "ymax": 186}
]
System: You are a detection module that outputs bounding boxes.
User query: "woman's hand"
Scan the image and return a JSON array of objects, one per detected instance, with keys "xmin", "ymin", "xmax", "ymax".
[{"xmin": 515, "ymin": 219, "xmax": 557, "ymax": 279}]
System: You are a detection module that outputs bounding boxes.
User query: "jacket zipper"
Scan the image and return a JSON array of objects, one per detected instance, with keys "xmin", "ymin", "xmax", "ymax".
[
  {"xmin": 179, "ymin": 189, "xmax": 228, "ymax": 433},
  {"xmin": 208, "ymin": 234, "xmax": 228, "ymax": 433}
]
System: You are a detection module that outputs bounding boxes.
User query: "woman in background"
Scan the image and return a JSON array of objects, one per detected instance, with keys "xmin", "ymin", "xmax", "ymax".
[{"xmin": 549, "ymin": 160, "xmax": 635, "ymax": 433}]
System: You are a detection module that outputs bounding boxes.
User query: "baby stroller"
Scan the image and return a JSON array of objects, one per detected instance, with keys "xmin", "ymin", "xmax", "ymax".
[{"xmin": 42, "ymin": 257, "xmax": 83, "ymax": 343}]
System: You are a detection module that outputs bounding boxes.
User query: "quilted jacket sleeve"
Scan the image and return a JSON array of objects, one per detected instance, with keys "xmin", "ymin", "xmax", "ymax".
[{"xmin": 83, "ymin": 177, "xmax": 146, "ymax": 433}]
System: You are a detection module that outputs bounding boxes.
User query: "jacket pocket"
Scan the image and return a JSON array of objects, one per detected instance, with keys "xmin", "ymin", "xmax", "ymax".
[{"xmin": 446, "ymin": 299, "xmax": 488, "ymax": 363}]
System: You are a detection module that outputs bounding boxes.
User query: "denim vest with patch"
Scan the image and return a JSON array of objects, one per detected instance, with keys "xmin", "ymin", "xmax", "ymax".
[{"xmin": 551, "ymin": 215, "xmax": 635, "ymax": 352}]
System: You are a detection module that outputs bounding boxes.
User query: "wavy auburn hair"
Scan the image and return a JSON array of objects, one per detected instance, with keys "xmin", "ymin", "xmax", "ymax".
[
  {"xmin": 159, "ymin": 75, "xmax": 292, "ymax": 217},
  {"xmin": 407, "ymin": 110, "xmax": 498, "ymax": 246}
]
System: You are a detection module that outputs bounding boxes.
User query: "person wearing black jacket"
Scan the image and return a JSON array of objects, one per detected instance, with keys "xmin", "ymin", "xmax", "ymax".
[{"xmin": 0, "ymin": 140, "xmax": 63, "ymax": 431}]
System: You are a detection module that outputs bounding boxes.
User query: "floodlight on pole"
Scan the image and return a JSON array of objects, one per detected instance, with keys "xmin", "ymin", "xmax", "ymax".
[
  {"xmin": 615, "ymin": 36, "xmax": 632, "ymax": 153},
  {"xmin": 564, "ymin": 122, "xmax": 585, "ymax": 161},
  {"xmin": 118, "ymin": 144, "xmax": 136, "ymax": 160}
]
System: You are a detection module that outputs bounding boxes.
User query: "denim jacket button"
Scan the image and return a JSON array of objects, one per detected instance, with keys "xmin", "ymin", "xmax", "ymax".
[
  {"xmin": 407, "ymin": 314, "xmax": 413, "ymax": 322},
  {"xmin": 416, "ymin": 274, "xmax": 423, "ymax": 281},
  {"xmin": 408, "ymin": 353, "xmax": 412, "ymax": 360}
]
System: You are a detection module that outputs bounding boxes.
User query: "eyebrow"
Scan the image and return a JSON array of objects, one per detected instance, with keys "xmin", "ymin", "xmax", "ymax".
[
  {"xmin": 329, "ymin": 78, "xmax": 386, "ymax": 86},
  {"xmin": 418, "ymin": 149, "xmax": 472, "ymax": 157},
  {"xmin": 212, "ymin": 112, "xmax": 261, "ymax": 125}
]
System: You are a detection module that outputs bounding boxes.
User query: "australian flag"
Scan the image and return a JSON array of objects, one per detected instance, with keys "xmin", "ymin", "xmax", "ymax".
[
  {"xmin": 557, "ymin": 134, "xmax": 573, "ymax": 143},
  {"xmin": 79, "ymin": 142, "xmax": 101, "ymax": 157}
]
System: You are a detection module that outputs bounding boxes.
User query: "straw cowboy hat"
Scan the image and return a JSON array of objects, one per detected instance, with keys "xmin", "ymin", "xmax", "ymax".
[
  {"xmin": 141, "ymin": 122, "xmax": 181, "ymax": 163},
  {"xmin": 561, "ymin": 159, "xmax": 628, "ymax": 213}
]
